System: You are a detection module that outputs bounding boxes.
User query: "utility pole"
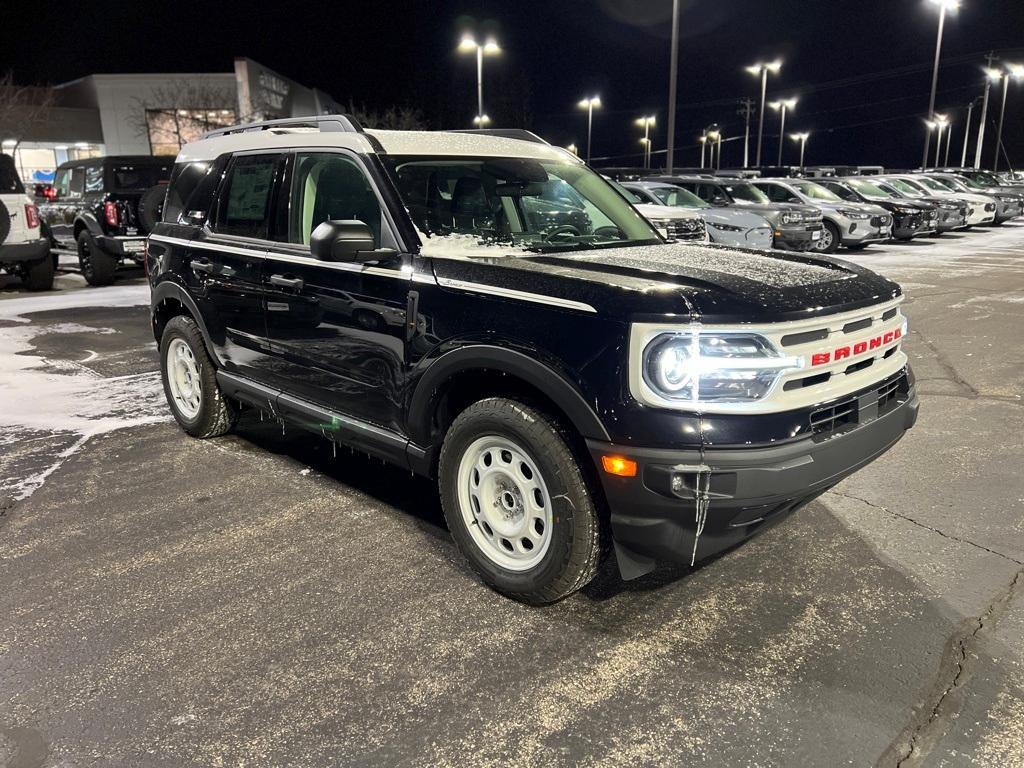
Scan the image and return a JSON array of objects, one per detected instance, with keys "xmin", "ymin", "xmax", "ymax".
[
  {"xmin": 975, "ymin": 52, "xmax": 997, "ymax": 169},
  {"xmin": 737, "ymin": 98, "xmax": 755, "ymax": 168},
  {"xmin": 922, "ymin": 0, "xmax": 951, "ymax": 168},
  {"xmin": 960, "ymin": 100, "xmax": 975, "ymax": 167},
  {"xmin": 665, "ymin": 0, "xmax": 680, "ymax": 174}
]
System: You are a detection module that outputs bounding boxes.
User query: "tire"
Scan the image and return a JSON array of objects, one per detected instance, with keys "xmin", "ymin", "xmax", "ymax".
[
  {"xmin": 137, "ymin": 184, "xmax": 165, "ymax": 233},
  {"xmin": 159, "ymin": 315, "xmax": 237, "ymax": 438},
  {"xmin": 438, "ymin": 397, "xmax": 603, "ymax": 604},
  {"xmin": 816, "ymin": 221, "xmax": 840, "ymax": 253},
  {"xmin": 77, "ymin": 230, "xmax": 117, "ymax": 286},
  {"xmin": 0, "ymin": 200, "xmax": 11, "ymax": 244},
  {"xmin": 21, "ymin": 253, "xmax": 55, "ymax": 291}
]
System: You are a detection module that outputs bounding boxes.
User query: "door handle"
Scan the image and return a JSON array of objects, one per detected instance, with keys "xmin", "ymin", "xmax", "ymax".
[
  {"xmin": 269, "ymin": 274, "xmax": 304, "ymax": 291},
  {"xmin": 191, "ymin": 258, "xmax": 214, "ymax": 274}
]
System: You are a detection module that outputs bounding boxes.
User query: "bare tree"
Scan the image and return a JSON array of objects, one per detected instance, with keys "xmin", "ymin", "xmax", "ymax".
[
  {"xmin": 0, "ymin": 71, "xmax": 56, "ymax": 153},
  {"xmin": 347, "ymin": 100, "xmax": 428, "ymax": 130},
  {"xmin": 128, "ymin": 79, "xmax": 239, "ymax": 153}
]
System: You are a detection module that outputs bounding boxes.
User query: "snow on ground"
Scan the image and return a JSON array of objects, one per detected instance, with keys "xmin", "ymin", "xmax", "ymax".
[{"xmin": 0, "ymin": 284, "xmax": 167, "ymax": 500}]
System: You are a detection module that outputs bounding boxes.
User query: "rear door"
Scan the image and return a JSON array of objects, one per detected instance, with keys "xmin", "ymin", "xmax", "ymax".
[
  {"xmin": 185, "ymin": 152, "xmax": 283, "ymax": 381},
  {"xmin": 261, "ymin": 149, "xmax": 411, "ymax": 434}
]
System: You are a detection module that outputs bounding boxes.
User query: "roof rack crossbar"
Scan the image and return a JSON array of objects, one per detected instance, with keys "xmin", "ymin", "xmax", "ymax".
[{"xmin": 202, "ymin": 113, "xmax": 364, "ymax": 140}]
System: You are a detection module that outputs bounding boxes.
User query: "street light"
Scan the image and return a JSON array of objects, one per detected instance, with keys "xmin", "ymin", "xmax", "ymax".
[
  {"xmin": 769, "ymin": 97, "xmax": 797, "ymax": 166},
  {"xmin": 635, "ymin": 115, "xmax": 656, "ymax": 168},
  {"xmin": 932, "ymin": 114, "xmax": 949, "ymax": 166},
  {"xmin": 975, "ymin": 66, "xmax": 1003, "ymax": 168},
  {"xmin": 994, "ymin": 64, "xmax": 1024, "ymax": 171},
  {"xmin": 698, "ymin": 132, "xmax": 708, "ymax": 169},
  {"xmin": 577, "ymin": 95, "xmax": 601, "ymax": 163},
  {"xmin": 566, "ymin": 143, "xmax": 578, "ymax": 156},
  {"xmin": 472, "ymin": 114, "xmax": 491, "ymax": 127},
  {"xmin": 789, "ymin": 132, "xmax": 810, "ymax": 168},
  {"xmin": 746, "ymin": 59, "xmax": 782, "ymax": 166},
  {"xmin": 922, "ymin": 0, "xmax": 959, "ymax": 167},
  {"xmin": 707, "ymin": 128, "xmax": 722, "ymax": 170},
  {"xmin": 458, "ymin": 34, "xmax": 501, "ymax": 127}
]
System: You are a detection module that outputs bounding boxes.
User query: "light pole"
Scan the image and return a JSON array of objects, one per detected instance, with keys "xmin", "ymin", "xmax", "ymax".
[
  {"xmin": 698, "ymin": 132, "xmax": 708, "ymax": 169},
  {"xmin": 458, "ymin": 34, "xmax": 501, "ymax": 126},
  {"xmin": 746, "ymin": 59, "xmax": 782, "ymax": 167},
  {"xmin": 635, "ymin": 115, "xmax": 656, "ymax": 168},
  {"xmin": 707, "ymin": 128, "xmax": 721, "ymax": 170},
  {"xmin": 933, "ymin": 114, "xmax": 949, "ymax": 166},
  {"xmin": 790, "ymin": 132, "xmax": 810, "ymax": 169},
  {"xmin": 960, "ymin": 100, "xmax": 975, "ymax": 167},
  {"xmin": 577, "ymin": 96, "xmax": 601, "ymax": 164},
  {"xmin": 769, "ymin": 97, "xmax": 797, "ymax": 166},
  {"xmin": 993, "ymin": 64, "xmax": 1024, "ymax": 171},
  {"xmin": 975, "ymin": 66, "xmax": 1001, "ymax": 168},
  {"xmin": 922, "ymin": 0, "xmax": 959, "ymax": 168},
  {"xmin": 666, "ymin": 0, "xmax": 681, "ymax": 174}
]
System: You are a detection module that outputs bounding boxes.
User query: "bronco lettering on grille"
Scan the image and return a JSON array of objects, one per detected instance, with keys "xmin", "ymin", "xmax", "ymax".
[{"xmin": 810, "ymin": 327, "xmax": 902, "ymax": 366}]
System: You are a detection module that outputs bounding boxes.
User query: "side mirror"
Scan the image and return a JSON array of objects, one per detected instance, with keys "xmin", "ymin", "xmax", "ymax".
[{"xmin": 310, "ymin": 219, "xmax": 394, "ymax": 263}]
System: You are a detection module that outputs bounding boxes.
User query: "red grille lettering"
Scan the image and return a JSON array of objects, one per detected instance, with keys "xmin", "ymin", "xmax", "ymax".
[
  {"xmin": 834, "ymin": 346, "xmax": 851, "ymax": 361},
  {"xmin": 853, "ymin": 341, "xmax": 868, "ymax": 355},
  {"xmin": 811, "ymin": 352, "xmax": 831, "ymax": 366},
  {"xmin": 869, "ymin": 337, "xmax": 882, "ymax": 350}
]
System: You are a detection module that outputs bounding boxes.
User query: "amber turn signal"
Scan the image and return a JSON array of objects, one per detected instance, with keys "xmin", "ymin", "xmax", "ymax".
[{"xmin": 601, "ymin": 455, "xmax": 638, "ymax": 477}]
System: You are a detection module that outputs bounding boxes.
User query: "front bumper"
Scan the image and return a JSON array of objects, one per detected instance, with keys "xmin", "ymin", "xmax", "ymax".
[
  {"xmin": 589, "ymin": 372, "xmax": 919, "ymax": 579},
  {"xmin": 0, "ymin": 237, "xmax": 50, "ymax": 264},
  {"xmin": 773, "ymin": 224, "xmax": 822, "ymax": 251},
  {"xmin": 994, "ymin": 200, "xmax": 1022, "ymax": 222},
  {"xmin": 95, "ymin": 235, "xmax": 147, "ymax": 261},
  {"xmin": 837, "ymin": 216, "xmax": 892, "ymax": 245},
  {"xmin": 892, "ymin": 212, "xmax": 938, "ymax": 239}
]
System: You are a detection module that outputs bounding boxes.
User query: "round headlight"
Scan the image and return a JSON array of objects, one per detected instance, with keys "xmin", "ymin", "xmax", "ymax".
[{"xmin": 651, "ymin": 338, "xmax": 694, "ymax": 394}]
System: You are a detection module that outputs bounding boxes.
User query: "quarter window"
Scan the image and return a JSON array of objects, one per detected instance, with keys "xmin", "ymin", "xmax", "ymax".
[
  {"xmin": 85, "ymin": 165, "xmax": 104, "ymax": 193},
  {"xmin": 285, "ymin": 152, "xmax": 381, "ymax": 245},
  {"xmin": 215, "ymin": 154, "xmax": 282, "ymax": 239},
  {"xmin": 69, "ymin": 167, "xmax": 85, "ymax": 197},
  {"xmin": 53, "ymin": 169, "xmax": 70, "ymax": 198}
]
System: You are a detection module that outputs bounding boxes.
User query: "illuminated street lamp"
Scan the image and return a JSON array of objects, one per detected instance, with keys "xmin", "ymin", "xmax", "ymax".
[
  {"xmin": 577, "ymin": 95, "xmax": 601, "ymax": 163},
  {"xmin": 566, "ymin": 143, "xmax": 578, "ymax": 156},
  {"xmin": 769, "ymin": 97, "xmax": 797, "ymax": 166},
  {"xmin": 707, "ymin": 128, "xmax": 722, "ymax": 170},
  {"xmin": 698, "ymin": 132, "xmax": 708, "ymax": 169},
  {"xmin": 993, "ymin": 63, "xmax": 1024, "ymax": 171},
  {"xmin": 790, "ymin": 132, "xmax": 810, "ymax": 168},
  {"xmin": 975, "ymin": 66, "xmax": 1003, "ymax": 168},
  {"xmin": 458, "ymin": 34, "xmax": 501, "ymax": 127},
  {"xmin": 472, "ymin": 114, "xmax": 491, "ymax": 127},
  {"xmin": 635, "ymin": 115, "xmax": 656, "ymax": 168},
  {"xmin": 931, "ymin": 114, "xmax": 949, "ymax": 166},
  {"xmin": 922, "ymin": 0, "xmax": 960, "ymax": 167},
  {"xmin": 746, "ymin": 59, "xmax": 782, "ymax": 166}
]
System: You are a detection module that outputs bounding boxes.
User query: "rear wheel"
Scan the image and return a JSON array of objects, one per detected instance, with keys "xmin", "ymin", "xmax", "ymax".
[
  {"xmin": 21, "ymin": 253, "xmax": 55, "ymax": 291},
  {"xmin": 159, "ymin": 315, "xmax": 237, "ymax": 438},
  {"xmin": 816, "ymin": 221, "xmax": 840, "ymax": 253},
  {"xmin": 439, "ymin": 397, "xmax": 603, "ymax": 604},
  {"xmin": 77, "ymin": 230, "xmax": 118, "ymax": 286}
]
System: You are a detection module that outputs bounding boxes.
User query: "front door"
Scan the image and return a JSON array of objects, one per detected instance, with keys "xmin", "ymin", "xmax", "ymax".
[
  {"xmin": 261, "ymin": 150, "xmax": 411, "ymax": 434},
  {"xmin": 185, "ymin": 152, "xmax": 283, "ymax": 382}
]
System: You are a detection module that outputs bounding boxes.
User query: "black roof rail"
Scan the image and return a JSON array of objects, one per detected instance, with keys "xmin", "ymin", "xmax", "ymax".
[
  {"xmin": 448, "ymin": 128, "xmax": 550, "ymax": 145},
  {"xmin": 202, "ymin": 113, "xmax": 364, "ymax": 139}
]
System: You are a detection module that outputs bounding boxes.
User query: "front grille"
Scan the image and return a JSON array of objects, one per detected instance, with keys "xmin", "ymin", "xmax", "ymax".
[
  {"xmin": 810, "ymin": 372, "xmax": 909, "ymax": 438},
  {"xmin": 663, "ymin": 218, "xmax": 706, "ymax": 241},
  {"xmin": 870, "ymin": 215, "xmax": 891, "ymax": 227},
  {"xmin": 810, "ymin": 399, "xmax": 858, "ymax": 436}
]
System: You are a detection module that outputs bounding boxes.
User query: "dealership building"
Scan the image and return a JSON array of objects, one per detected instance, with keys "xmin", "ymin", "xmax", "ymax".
[{"xmin": 3, "ymin": 58, "xmax": 344, "ymax": 184}]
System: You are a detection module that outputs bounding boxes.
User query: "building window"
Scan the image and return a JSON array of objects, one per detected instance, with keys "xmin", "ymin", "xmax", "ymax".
[{"xmin": 145, "ymin": 108, "xmax": 236, "ymax": 155}]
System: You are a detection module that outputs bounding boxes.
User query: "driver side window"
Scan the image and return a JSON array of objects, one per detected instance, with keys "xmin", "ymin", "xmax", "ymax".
[
  {"xmin": 763, "ymin": 184, "xmax": 796, "ymax": 204},
  {"xmin": 286, "ymin": 152, "xmax": 382, "ymax": 246}
]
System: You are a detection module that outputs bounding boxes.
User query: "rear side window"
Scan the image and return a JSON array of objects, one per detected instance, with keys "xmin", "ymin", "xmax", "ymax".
[
  {"xmin": 214, "ymin": 154, "xmax": 282, "ymax": 238},
  {"xmin": 163, "ymin": 160, "xmax": 224, "ymax": 224},
  {"xmin": 110, "ymin": 162, "xmax": 172, "ymax": 191},
  {"xmin": 85, "ymin": 165, "xmax": 104, "ymax": 192},
  {"xmin": 69, "ymin": 167, "xmax": 86, "ymax": 197}
]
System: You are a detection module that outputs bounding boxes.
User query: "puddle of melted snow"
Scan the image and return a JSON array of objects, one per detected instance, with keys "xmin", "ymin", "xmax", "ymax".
[{"xmin": 0, "ymin": 285, "xmax": 168, "ymax": 501}]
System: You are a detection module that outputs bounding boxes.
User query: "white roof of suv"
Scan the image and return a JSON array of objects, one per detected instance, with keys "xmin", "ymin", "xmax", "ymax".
[{"xmin": 177, "ymin": 124, "xmax": 575, "ymax": 165}]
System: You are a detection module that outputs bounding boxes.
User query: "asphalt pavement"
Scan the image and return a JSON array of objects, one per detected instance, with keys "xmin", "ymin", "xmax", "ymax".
[{"xmin": 1, "ymin": 230, "xmax": 1022, "ymax": 767}]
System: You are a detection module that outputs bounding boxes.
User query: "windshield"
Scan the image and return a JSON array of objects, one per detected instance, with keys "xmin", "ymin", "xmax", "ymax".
[
  {"xmin": 848, "ymin": 179, "xmax": 894, "ymax": 199},
  {"xmin": 383, "ymin": 155, "xmax": 661, "ymax": 254},
  {"xmin": 887, "ymin": 178, "xmax": 925, "ymax": 195},
  {"xmin": 929, "ymin": 177, "xmax": 959, "ymax": 192},
  {"xmin": 792, "ymin": 181, "xmax": 843, "ymax": 202},
  {"xmin": 724, "ymin": 183, "xmax": 770, "ymax": 204},
  {"xmin": 649, "ymin": 185, "xmax": 709, "ymax": 208},
  {"xmin": 952, "ymin": 175, "xmax": 984, "ymax": 190},
  {"xmin": 913, "ymin": 176, "xmax": 950, "ymax": 192},
  {"xmin": 607, "ymin": 179, "xmax": 643, "ymax": 204}
]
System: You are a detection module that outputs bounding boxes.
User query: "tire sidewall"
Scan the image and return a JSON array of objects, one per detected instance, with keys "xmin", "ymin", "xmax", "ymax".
[
  {"xmin": 439, "ymin": 403, "xmax": 586, "ymax": 598},
  {"xmin": 78, "ymin": 230, "xmax": 116, "ymax": 285},
  {"xmin": 817, "ymin": 221, "xmax": 840, "ymax": 253},
  {"xmin": 159, "ymin": 317, "xmax": 220, "ymax": 436}
]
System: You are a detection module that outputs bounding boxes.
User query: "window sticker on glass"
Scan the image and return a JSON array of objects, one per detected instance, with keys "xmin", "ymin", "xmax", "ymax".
[{"xmin": 227, "ymin": 162, "xmax": 275, "ymax": 221}]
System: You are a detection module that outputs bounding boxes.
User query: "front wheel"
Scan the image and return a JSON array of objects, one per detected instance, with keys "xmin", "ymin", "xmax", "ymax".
[
  {"xmin": 439, "ymin": 398, "xmax": 604, "ymax": 604},
  {"xmin": 159, "ymin": 315, "xmax": 237, "ymax": 438},
  {"xmin": 815, "ymin": 221, "xmax": 840, "ymax": 253}
]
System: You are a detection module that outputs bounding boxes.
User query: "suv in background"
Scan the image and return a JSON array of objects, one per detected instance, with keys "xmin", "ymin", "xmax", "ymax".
[
  {"xmin": 873, "ymin": 178, "xmax": 967, "ymax": 233},
  {"xmin": 751, "ymin": 177, "xmax": 892, "ymax": 253},
  {"xmin": 816, "ymin": 177, "xmax": 938, "ymax": 241},
  {"xmin": 149, "ymin": 116, "xmax": 917, "ymax": 604},
  {"xmin": 605, "ymin": 179, "xmax": 707, "ymax": 243},
  {"xmin": 39, "ymin": 156, "xmax": 172, "ymax": 285},
  {"xmin": 0, "ymin": 154, "xmax": 53, "ymax": 291},
  {"xmin": 653, "ymin": 175, "xmax": 823, "ymax": 251}
]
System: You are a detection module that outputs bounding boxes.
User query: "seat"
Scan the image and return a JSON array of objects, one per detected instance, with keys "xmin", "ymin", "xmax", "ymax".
[{"xmin": 450, "ymin": 176, "xmax": 494, "ymax": 233}]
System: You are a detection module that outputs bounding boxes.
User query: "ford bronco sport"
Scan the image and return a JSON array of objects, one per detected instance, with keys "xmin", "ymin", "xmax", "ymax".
[
  {"xmin": 0, "ymin": 154, "xmax": 53, "ymax": 291},
  {"xmin": 148, "ymin": 116, "xmax": 918, "ymax": 604}
]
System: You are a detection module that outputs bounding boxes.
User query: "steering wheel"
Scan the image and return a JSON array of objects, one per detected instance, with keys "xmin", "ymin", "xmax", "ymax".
[
  {"xmin": 594, "ymin": 225, "xmax": 622, "ymax": 238},
  {"xmin": 543, "ymin": 225, "xmax": 582, "ymax": 242}
]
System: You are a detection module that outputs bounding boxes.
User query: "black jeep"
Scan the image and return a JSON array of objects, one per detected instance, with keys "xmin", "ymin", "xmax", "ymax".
[
  {"xmin": 148, "ymin": 116, "xmax": 918, "ymax": 604},
  {"xmin": 39, "ymin": 156, "xmax": 171, "ymax": 285}
]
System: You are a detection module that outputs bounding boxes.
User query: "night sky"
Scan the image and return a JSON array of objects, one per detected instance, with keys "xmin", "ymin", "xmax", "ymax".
[{"xmin": 4, "ymin": 0, "xmax": 1024, "ymax": 169}]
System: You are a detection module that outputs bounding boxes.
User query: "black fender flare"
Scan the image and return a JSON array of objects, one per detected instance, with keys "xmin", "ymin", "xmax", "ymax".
[
  {"xmin": 406, "ymin": 345, "xmax": 611, "ymax": 446},
  {"xmin": 150, "ymin": 280, "xmax": 221, "ymax": 366},
  {"xmin": 73, "ymin": 214, "xmax": 104, "ymax": 239}
]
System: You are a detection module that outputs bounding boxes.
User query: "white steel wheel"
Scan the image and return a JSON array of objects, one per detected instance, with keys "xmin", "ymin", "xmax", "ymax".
[
  {"xmin": 456, "ymin": 435, "xmax": 553, "ymax": 571},
  {"xmin": 165, "ymin": 337, "xmax": 202, "ymax": 419}
]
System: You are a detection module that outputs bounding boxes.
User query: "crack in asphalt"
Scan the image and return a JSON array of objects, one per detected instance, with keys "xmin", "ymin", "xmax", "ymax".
[
  {"xmin": 826, "ymin": 489, "xmax": 1024, "ymax": 566},
  {"xmin": 914, "ymin": 390, "xmax": 1024, "ymax": 407},
  {"xmin": 881, "ymin": 568, "xmax": 1024, "ymax": 768},
  {"xmin": 909, "ymin": 328, "xmax": 980, "ymax": 397}
]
